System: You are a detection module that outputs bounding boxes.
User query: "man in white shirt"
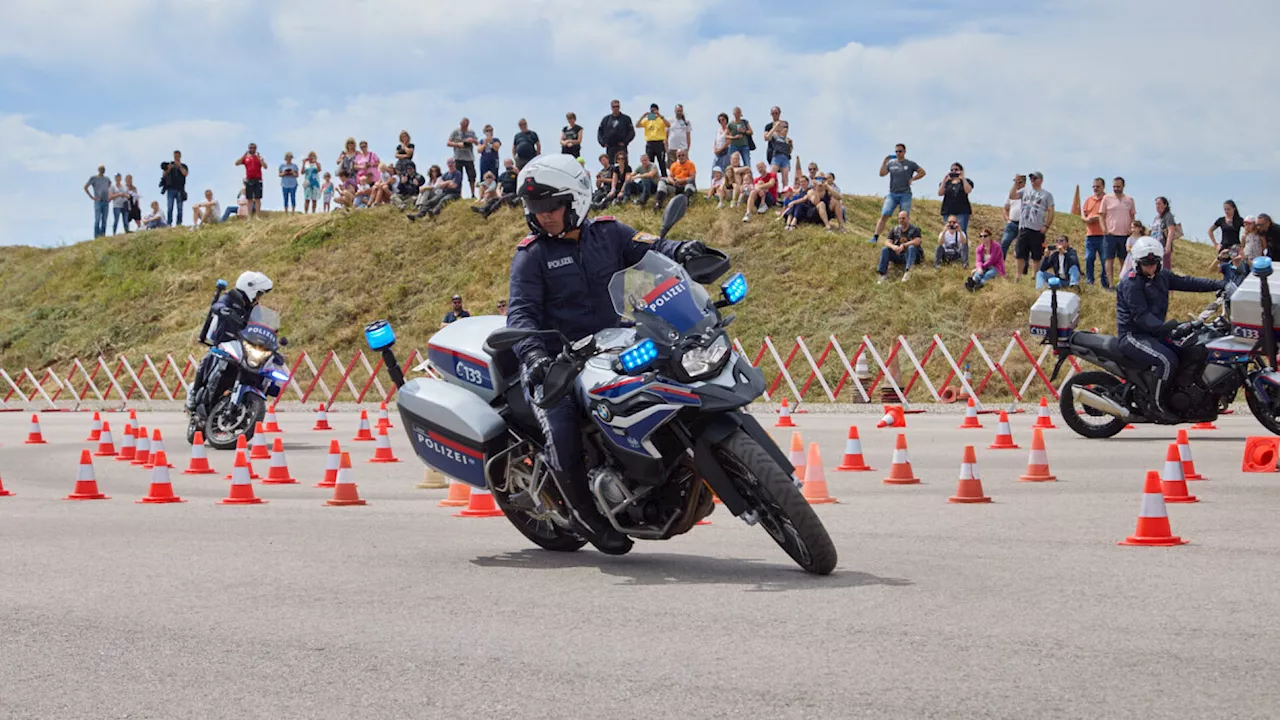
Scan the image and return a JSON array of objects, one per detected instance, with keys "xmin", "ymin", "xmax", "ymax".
[
  {"xmin": 191, "ymin": 189, "xmax": 222, "ymax": 228},
  {"xmin": 665, "ymin": 104, "xmax": 692, "ymax": 170}
]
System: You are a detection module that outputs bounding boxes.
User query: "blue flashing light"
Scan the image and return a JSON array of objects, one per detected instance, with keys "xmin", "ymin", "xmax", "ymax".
[
  {"xmin": 721, "ymin": 272, "xmax": 748, "ymax": 305},
  {"xmin": 268, "ymin": 369, "xmax": 291, "ymax": 383},
  {"xmin": 619, "ymin": 338, "xmax": 659, "ymax": 374},
  {"xmin": 1048, "ymin": 276, "xmax": 1061, "ymax": 289},
  {"xmin": 1253, "ymin": 256, "xmax": 1273, "ymax": 276},
  {"xmin": 364, "ymin": 320, "xmax": 397, "ymax": 350}
]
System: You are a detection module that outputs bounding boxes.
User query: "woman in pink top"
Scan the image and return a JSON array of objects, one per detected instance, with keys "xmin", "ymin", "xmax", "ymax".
[
  {"xmin": 355, "ymin": 140, "xmax": 381, "ymax": 183},
  {"xmin": 966, "ymin": 227, "xmax": 1006, "ymax": 291}
]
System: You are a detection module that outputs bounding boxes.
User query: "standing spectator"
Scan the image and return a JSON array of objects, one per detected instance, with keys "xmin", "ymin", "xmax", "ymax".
[
  {"xmin": 966, "ymin": 228, "xmax": 1006, "ymax": 291},
  {"xmin": 763, "ymin": 106, "xmax": 783, "ymax": 165},
  {"xmin": 392, "ymin": 163, "xmax": 424, "ymax": 211},
  {"xmin": 512, "ymin": 119, "xmax": 541, "ymax": 171},
  {"xmin": 109, "ymin": 173, "xmax": 129, "ymax": 235},
  {"xmin": 877, "ymin": 211, "xmax": 924, "ymax": 283},
  {"xmin": 235, "ymin": 142, "xmax": 266, "ymax": 217},
  {"xmin": 355, "ymin": 140, "xmax": 381, "ymax": 184},
  {"xmin": 442, "ymin": 295, "xmax": 470, "ymax": 327},
  {"xmin": 621, "ymin": 154, "xmax": 659, "ymax": 207},
  {"xmin": 478, "ymin": 125, "xmax": 502, "ymax": 183},
  {"xmin": 84, "ymin": 165, "xmax": 111, "ymax": 237},
  {"xmin": 655, "ymin": 149, "xmax": 697, "ymax": 208},
  {"xmin": 191, "ymin": 189, "xmax": 221, "ymax": 228},
  {"xmin": 1036, "ymin": 235, "xmax": 1081, "ymax": 288},
  {"xmin": 1241, "ymin": 216, "xmax": 1263, "ymax": 264},
  {"xmin": 336, "ymin": 138, "xmax": 359, "ymax": 185},
  {"xmin": 741, "ymin": 160, "xmax": 778, "ymax": 222},
  {"xmin": 125, "ymin": 174, "xmax": 141, "ymax": 231},
  {"xmin": 1150, "ymin": 196, "xmax": 1180, "ymax": 269},
  {"xmin": 636, "ymin": 103, "xmax": 671, "ymax": 177},
  {"xmin": 666, "ymin": 104, "xmax": 692, "ymax": 170},
  {"xmin": 278, "ymin": 152, "xmax": 299, "ymax": 214},
  {"xmin": 936, "ymin": 162, "xmax": 974, "ymax": 234},
  {"xmin": 871, "ymin": 144, "xmax": 926, "ymax": 245},
  {"xmin": 496, "ymin": 299, "xmax": 508, "ymax": 316},
  {"xmin": 1081, "ymin": 177, "xmax": 1108, "ymax": 287},
  {"xmin": 1000, "ymin": 176, "xmax": 1022, "ymax": 261},
  {"xmin": 142, "ymin": 200, "xmax": 168, "ymax": 229},
  {"xmin": 766, "ymin": 120, "xmax": 793, "ymax": 190},
  {"xmin": 301, "ymin": 152, "xmax": 322, "ymax": 214},
  {"xmin": 1118, "ymin": 220, "xmax": 1148, "ymax": 278},
  {"xmin": 394, "ymin": 131, "xmax": 415, "ymax": 174},
  {"xmin": 711, "ymin": 112, "xmax": 731, "ymax": 173},
  {"xmin": 934, "ymin": 215, "xmax": 969, "ymax": 268},
  {"xmin": 1257, "ymin": 214, "xmax": 1280, "ymax": 261},
  {"xmin": 1009, "ymin": 171, "xmax": 1055, "ymax": 279},
  {"xmin": 726, "ymin": 106, "xmax": 752, "ymax": 166},
  {"xmin": 1208, "ymin": 199, "xmax": 1244, "ymax": 255},
  {"xmin": 161, "ymin": 150, "xmax": 189, "ymax": 226},
  {"xmin": 560, "ymin": 112, "xmax": 584, "ymax": 158},
  {"xmin": 592, "ymin": 153, "xmax": 618, "ymax": 208},
  {"xmin": 1099, "ymin": 176, "xmax": 1136, "ymax": 288},
  {"xmin": 597, "ymin": 99, "xmax": 635, "ymax": 163},
  {"xmin": 321, "ymin": 172, "xmax": 335, "ymax": 213},
  {"xmin": 447, "ymin": 117, "xmax": 479, "ymax": 198}
]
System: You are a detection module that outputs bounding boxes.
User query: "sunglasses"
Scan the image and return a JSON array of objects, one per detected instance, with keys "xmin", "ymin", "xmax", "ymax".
[{"xmin": 980, "ymin": 234, "xmax": 991, "ymax": 238}]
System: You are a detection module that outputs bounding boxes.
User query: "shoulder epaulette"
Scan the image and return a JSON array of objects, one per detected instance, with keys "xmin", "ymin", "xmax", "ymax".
[
  {"xmin": 594, "ymin": 215, "xmax": 616, "ymax": 222},
  {"xmin": 517, "ymin": 234, "xmax": 537, "ymax": 249}
]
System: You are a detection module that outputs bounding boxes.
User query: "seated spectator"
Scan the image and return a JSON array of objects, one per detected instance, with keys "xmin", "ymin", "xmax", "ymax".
[
  {"xmin": 391, "ymin": 163, "xmax": 424, "ymax": 210},
  {"xmin": 332, "ymin": 169, "xmax": 356, "ymax": 208},
  {"xmin": 1217, "ymin": 243, "xmax": 1249, "ymax": 284},
  {"xmin": 191, "ymin": 189, "xmax": 221, "ymax": 228},
  {"xmin": 353, "ymin": 173, "xmax": 374, "ymax": 208},
  {"xmin": 496, "ymin": 158, "xmax": 519, "ymax": 206},
  {"xmin": 781, "ymin": 176, "xmax": 814, "ymax": 231},
  {"xmin": 966, "ymin": 228, "xmax": 1006, "ymax": 291},
  {"xmin": 592, "ymin": 153, "xmax": 618, "ymax": 208},
  {"xmin": 877, "ymin": 211, "xmax": 923, "ymax": 283},
  {"xmin": 409, "ymin": 159, "xmax": 462, "ymax": 220},
  {"xmin": 370, "ymin": 167, "xmax": 395, "ymax": 206},
  {"xmin": 742, "ymin": 161, "xmax": 778, "ymax": 222},
  {"xmin": 142, "ymin": 200, "xmax": 168, "ymax": 229},
  {"xmin": 222, "ymin": 188, "xmax": 248, "ymax": 221},
  {"xmin": 806, "ymin": 173, "xmax": 841, "ymax": 232},
  {"xmin": 1036, "ymin": 235, "xmax": 1082, "ymax": 289},
  {"xmin": 934, "ymin": 214, "xmax": 969, "ymax": 268},
  {"xmin": 706, "ymin": 167, "xmax": 727, "ymax": 207},
  {"xmin": 471, "ymin": 171, "xmax": 501, "ymax": 216},
  {"xmin": 825, "ymin": 172, "xmax": 848, "ymax": 225},
  {"xmin": 655, "ymin": 149, "xmax": 697, "ymax": 209},
  {"xmin": 726, "ymin": 153, "xmax": 752, "ymax": 208},
  {"xmin": 608, "ymin": 151, "xmax": 632, "ymax": 207},
  {"xmin": 621, "ymin": 155, "xmax": 658, "ymax": 207}
]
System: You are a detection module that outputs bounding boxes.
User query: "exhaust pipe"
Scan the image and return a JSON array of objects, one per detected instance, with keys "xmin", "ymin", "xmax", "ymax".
[{"xmin": 1072, "ymin": 386, "xmax": 1130, "ymax": 420}]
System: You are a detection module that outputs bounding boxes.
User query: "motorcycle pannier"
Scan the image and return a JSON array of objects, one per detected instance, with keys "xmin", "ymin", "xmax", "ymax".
[
  {"xmin": 1029, "ymin": 289, "xmax": 1080, "ymax": 340},
  {"xmin": 1228, "ymin": 274, "xmax": 1280, "ymax": 341},
  {"xmin": 396, "ymin": 377, "xmax": 508, "ymax": 489}
]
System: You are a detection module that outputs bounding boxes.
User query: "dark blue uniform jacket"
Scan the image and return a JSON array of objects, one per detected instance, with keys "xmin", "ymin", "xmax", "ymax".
[{"xmin": 1116, "ymin": 268, "xmax": 1221, "ymax": 336}]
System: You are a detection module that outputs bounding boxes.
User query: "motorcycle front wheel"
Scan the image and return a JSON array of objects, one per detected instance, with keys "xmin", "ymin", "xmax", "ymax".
[
  {"xmin": 204, "ymin": 394, "xmax": 266, "ymax": 450},
  {"xmin": 714, "ymin": 429, "xmax": 837, "ymax": 575},
  {"xmin": 1245, "ymin": 377, "xmax": 1280, "ymax": 436},
  {"xmin": 1059, "ymin": 371, "xmax": 1128, "ymax": 439}
]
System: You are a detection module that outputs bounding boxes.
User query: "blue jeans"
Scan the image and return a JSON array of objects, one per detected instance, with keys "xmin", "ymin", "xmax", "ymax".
[
  {"xmin": 971, "ymin": 267, "xmax": 999, "ymax": 288},
  {"xmin": 92, "ymin": 199, "xmax": 108, "ymax": 237},
  {"xmin": 166, "ymin": 188, "xmax": 184, "ymax": 226},
  {"xmin": 282, "ymin": 186, "xmax": 297, "ymax": 209},
  {"xmin": 1000, "ymin": 221, "xmax": 1019, "ymax": 259},
  {"xmin": 881, "ymin": 192, "xmax": 913, "ymax": 217},
  {"xmin": 1084, "ymin": 235, "xmax": 1107, "ymax": 286},
  {"xmin": 944, "ymin": 212, "xmax": 970, "ymax": 234},
  {"xmin": 222, "ymin": 206, "xmax": 239, "ymax": 221},
  {"xmin": 730, "ymin": 146, "xmax": 749, "ymax": 166},
  {"xmin": 1036, "ymin": 268, "xmax": 1080, "ymax": 289},
  {"xmin": 878, "ymin": 245, "xmax": 922, "ymax": 275}
]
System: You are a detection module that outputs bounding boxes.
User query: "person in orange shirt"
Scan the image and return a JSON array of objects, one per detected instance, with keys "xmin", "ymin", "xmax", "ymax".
[
  {"xmin": 655, "ymin": 148, "xmax": 697, "ymax": 209},
  {"xmin": 1081, "ymin": 177, "xmax": 1108, "ymax": 287}
]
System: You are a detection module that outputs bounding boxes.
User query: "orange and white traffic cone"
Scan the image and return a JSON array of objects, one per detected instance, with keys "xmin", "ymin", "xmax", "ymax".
[
  {"xmin": 439, "ymin": 478, "xmax": 471, "ymax": 507},
  {"xmin": 219, "ymin": 451, "xmax": 266, "ymax": 505},
  {"xmin": 1241, "ymin": 436, "xmax": 1280, "ymax": 473},
  {"xmin": 876, "ymin": 404, "xmax": 906, "ymax": 429},
  {"xmin": 128, "ymin": 409, "xmax": 138, "ymax": 422},
  {"xmin": 86, "ymin": 411, "xmax": 102, "ymax": 442},
  {"xmin": 1034, "ymin": 396, "xmax": 1057, "ymax": 429},
  {"xmin": 316, "ymin": 439, "xmax": 342, "ymax": 488},
  {"xmin": 1160, "ymin": 443, "xmax": 1198, "ymax": 503},
  {"xmin": 137, "ymin": 451, "xmax": 185, "ymax": 504},
  {"xmin": 115, "ymin": 423, "xmax": 137, "ymax": 462},
  {"xmin": 787, "ymin": 431, "xmax": 806, "ymax": 481},
  {"xmin": 1191, "ymin": 420, "xmax": 1218, "ymax": 430},
  {"xmin": 377, "ymin": 401, "xmax": 394, "ymax": 430},
  {"xmin": 262, "ymin": 438, "xmax": 299, "ymax": 484},
  {"xmin": 801, "ymin": 443, "xmax": 838, "ymax": 504},
  {"xmin": 24, "ymin": 414, "xmax": 47, "ymax": 445},
  {"xmin": 326, "ymin": 452, "xmax": 368, "ymax": 506},
  {"xmin": 775, "ymin": 397, "xmax": 796, "ymax": 428},
  {"xmin": 183, "ymin": 431, "xmax": 217, "ymax": 475},
  {"xmin": 146, "ymin": 429, "xmax": 174, "ymax": 469},
  {"xmin": 353, "ymin": 410, "xmax": 376, "ymax": 441},
  {"xmin": 312, "ymin": 404, "xmax": 332, "ymax": 431},
  {"xmin": 959, "ymin": 398, "xmax": 983, "ymax": 429},
  {"xmin": 987, "ymin": 411, "xmax": 1020, "ymax": 449},
  {"xmin": 0, "ymin": 471, "xmax": 12, "ymax": 497},
  {"xmin": 1018, "ymin": 427, "xmax": 1057, "ymax": 482},
  {"xmin": 454, "ymin": 483, "xmax": 505, "ymax": 517},
  {"xmin": 1175, "ymin": 429, "xmax": 1205, "ymax": 481},
  {"xmin": 131, "ymin": 426, "xmax": 151, "ymax": 467},
  {"xmin": 66, "ymin": 449, "xmax": 109, "ymax": 500},
  {"xmin": 249, "ymin": 423, "xmax": 271, "ymax": 460},
  {"xmin": 263, "ymin": 405, "xmax": 283, "ymax": 433},
  {"xmin": 833, "ymin": 425, "xmax": 873, "ymax": 472},
  {"xmin": 883, "ymin": 433, "xmax": 921, "ymax": 485},
  {"xmin": 368, "ymin": 425, "xmax": 401, "ymax": 463},
  {"xmin": 223, "ymin": 436, "xmax": 260, "ymax": 479},
  {"xmin": 93, "ymin": 421, "xmax": 117, "ymax": 457},
  {"xmin": 949, "ymin": 445, "xmax": 992, "ymax": 503},
  {"xmin": 1119, "ymin": 470, "xmax": 1187, "ymax": 546}
]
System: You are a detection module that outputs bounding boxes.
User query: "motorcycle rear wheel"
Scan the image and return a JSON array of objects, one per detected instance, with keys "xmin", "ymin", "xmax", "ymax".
[
  {"xmin": 1059, "ymin": 371, "xmax": 1127, "ymax": 439},
  {"xmin": 1246, "ymin": 379, "xmax": 1280, "ymax": 436},
  {"xmin": 204, "ymin": 394, "xmax": 266, "ymax": 450}
]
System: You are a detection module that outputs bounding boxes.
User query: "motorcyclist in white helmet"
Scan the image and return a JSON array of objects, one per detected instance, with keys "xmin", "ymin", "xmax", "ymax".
[{"xmin": 185, "ymin": 271, "xmax": 275, "ymax": 417}]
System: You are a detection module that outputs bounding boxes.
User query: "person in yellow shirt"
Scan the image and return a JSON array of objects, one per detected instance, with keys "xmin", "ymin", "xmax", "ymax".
[
  {"xmin": 655, "ymin": 148, "xmax": 697, "ymax": 210},
  {"xmin": 636, "ymin": 102, "xmax": 671, "ymax": 178}
]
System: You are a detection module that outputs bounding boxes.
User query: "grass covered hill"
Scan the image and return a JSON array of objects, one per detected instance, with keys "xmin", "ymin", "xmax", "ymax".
[{"xmin": 0, "ymin": 193, "xmax": 1218, "ymax": 383}]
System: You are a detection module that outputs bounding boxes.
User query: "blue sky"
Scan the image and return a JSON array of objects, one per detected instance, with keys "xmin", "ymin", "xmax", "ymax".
[{"xmin": 2, "ymin": 0, "xmax": 1278, "ymax": 247}]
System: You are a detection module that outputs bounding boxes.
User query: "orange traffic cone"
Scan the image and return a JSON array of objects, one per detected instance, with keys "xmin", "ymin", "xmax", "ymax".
[
  {"xmin": 988, "ymin": 411, "xmax": 1020, "ymax": 449},
  {"xmin": 1175, "ymin": 429, "xmax": 1204, "ymax": 481},
  {"xmin": 312, "ymin": 404, "xmax": 332, "ymax": 431},
  {"xmin": 439, "ymin": 478, "xmax": 471, "ymax": 507},
  {"xmin": 223, "ymin": 437, "xmax": 260, "ymax": 479},
  {"xmin": 316, "ymin": 440, "xmax": 342, "ymax": 488},
  {"xmin": 183, "ymin": 431, "xmax": 217, "ymax": 475},
  {"xmin": 115, "ymin": 423, "xmax": 137, "ymax": 461},
  {"xmin": 131, "ymin": 426, "xmax": 151, "ymax": 467},
  {"xmin": 66, "ymin": 449, "xmax": 109, "ymax": 500},
  {"xmin": 949, "ymin": 445, "xmax": 992, "ymax": 503},
  {"xmin": 1119, "ymin": 471, "xmax": 1187, "ymax": 546},
  {"xmin": 1018, "ymin": 428, "xmax": 1057, "ymax": 482},
  {"xmin": 128, "ymin": 408, "xmax": 138, "ymax": 422},
  {"xmin": 24, "ymin": 414, "xmax": 47, "ymax": 444},
  {"xmin": 377, "ymin": 401, "xmax": 394, "ymax": 429},
  {"xmin": 801, "ymin": 443, "xmax": 838, "ymax": 504},
  {"xmin": 454, "ymin": 483, "xmax": 505, "ymax": 517},
  {"xmin": 249, "ymin": 424, "xmax": 271, "ymax": 460},
  {"xmin": 883, "ymin": 433, "xmax": 921, "ymax": 485},
  {"xmin": 263, "ymin": 405, "xmax": 283, "ymax": 433},
  {"xmin": 0, "ymin": 471, "xmax": 12, "ymax": 497},
  {"xmin": 137, "ymin": 451, "xmax": 185, "ymax": 504},
  {"xmin": 87, "ymin": 411, "xmax": 102, "ymax": 442},
  {"xmin": 1160, "ymin": 443, "xmax": 1197, "ymax": 503},
  {"xmin": 146, "ymin": 429, "xmax": 174, "ymax": 469},
  {"xmin": 787, "ymin": 431, "xmax": 806, "ymax": 481},
  {"xmin": 93, "ymin": 421, "xmax": 117, "ymax": 457},
  {"xmin": 775, "ymin": 397, "xmax": 796, "ymax": 427},
  {"xmin": 1241, "ymin": 437, "xmax": 1279, "ymax": 473},
  {"xmin": 326, "ymin": 452, "xmax": 368, "ymax": 506},
  {"xmin": 834, "ymin": 425, "xmax": 873, "ymax": 472},
  {"xmin": 219, "ymin": 451, "xmax": 266, "ymax": 505},
  {"xmin": 1191, "ymin": 420, "xmax": 1218, "ymax": 430},
  {"xmin": 368, "ymin": 425, "xmax": 402, "ymax": 463},
  {"xmin": 959, "ymin": 398, "xmax": 983, "ymax": 428},
  {"xmin": 262, "ymin": 438, "xmax": 299, "ymax": 484},
  {"xmin": 876, "ymin": 404, "xmax": 906, "ymax": 429},
  {"xmin": 1034, "ymin": 397, "xmax": 1057, "ymax": 429},
  {"xmin": 353, "ymin": 409, "xmax": 376, "ymax": 441}
]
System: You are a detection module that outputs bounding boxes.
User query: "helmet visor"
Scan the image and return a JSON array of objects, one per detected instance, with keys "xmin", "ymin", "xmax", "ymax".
[{"xmin": 522, "ymin": 193, "xmax": 570, "ymax": 216}]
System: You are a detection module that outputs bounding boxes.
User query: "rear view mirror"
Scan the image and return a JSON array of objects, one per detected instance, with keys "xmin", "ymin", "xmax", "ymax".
[{"xmin": 659, "ymin": 194, "xmax": 688, "ymax": 239}]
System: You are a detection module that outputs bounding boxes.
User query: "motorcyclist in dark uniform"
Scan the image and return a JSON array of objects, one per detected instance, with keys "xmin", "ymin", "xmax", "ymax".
[
  {"xmin": 506, "ymin": 153, "xmax": 708, "ymax": 554},
  {"xmin": 186, "ymin": 270, "xmax": 274, "ymax": 419},
  {"xmin": 1116, "ymin": 236, "xmax": 1222, "ymax": 421}
]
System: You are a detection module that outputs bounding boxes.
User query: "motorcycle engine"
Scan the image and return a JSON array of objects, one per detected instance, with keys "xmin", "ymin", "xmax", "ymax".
[
  {"xmin": 588, "ymin": 466, "xmax": 629, "ymax": 507},
  {"xmin": 1167, "ymin": 386, "xmax": 1216, "ymax": 417}
]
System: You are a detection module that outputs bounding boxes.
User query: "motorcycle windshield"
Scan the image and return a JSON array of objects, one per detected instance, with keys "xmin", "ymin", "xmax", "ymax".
[
  {"xmin": 241, "ymin": 306, "xmax": 282, "ymax": 349},
  {"xmin": 609, "ymin": 252, "xmax": 713, "ymax": 337}
]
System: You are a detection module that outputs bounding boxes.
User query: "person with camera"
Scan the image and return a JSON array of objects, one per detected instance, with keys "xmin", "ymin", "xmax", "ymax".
[
  {"xmin": 872, "ymin": 144, "xmax": 925, "ymax": 245},
  {"xmin": 391, "ymin": 162, "xmax": 424, "ymax": 211},
  {"xmin": 1009, "ymin": 171, "xmax": 1054, "ymax": 279},
  {"xmin": 234, "ymin": 143, "xmax": 266, "ymax": 218},
  {"xmin": 937, "ymin": 162, "xmax": 974, "ymax": 234},
  {"xmin": 1035, "ymin": 235, "xmax": 1081, "ymax": 289},
  {"xmin": 934, "ymin": 214, "xmax": 968, "ymax": 269},
  {"xmin": 160, "ymin": 150, "xmax": 189, "ymax": 226}
]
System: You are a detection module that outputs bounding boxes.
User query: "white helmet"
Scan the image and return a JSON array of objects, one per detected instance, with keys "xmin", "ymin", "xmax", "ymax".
[
  {"xmin": 515, "ymin": 154, "xmax": 592, "ymax": 237},
  {"xmin": 236, "ymin": 271, "xmax": 274, "ymax": 303},
  {"xmin": 1131, "ymin": 236, "xmax": 1164, "ymax": 271}
]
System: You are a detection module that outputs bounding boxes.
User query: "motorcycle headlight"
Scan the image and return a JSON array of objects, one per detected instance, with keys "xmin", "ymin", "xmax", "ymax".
[
  {"xmin": 679, "ymin": 334, "xmax": 730, "ymax": 380},
  {"xmin": 243, "ymin": 342, "xmax": 272, "ymax": 369}
]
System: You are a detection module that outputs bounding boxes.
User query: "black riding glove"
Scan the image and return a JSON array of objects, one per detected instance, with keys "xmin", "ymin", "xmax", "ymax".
[
  {"xmin": 675, "ymin": 241, "xmax": 708, "ymax": 264},
  {"xmin": 1157, "ymin": 319, "xmax": 1180, "ymax": 336},
  {"xmin": 524, "ymin": 350, "xmax": 553, "ymax": 388}
]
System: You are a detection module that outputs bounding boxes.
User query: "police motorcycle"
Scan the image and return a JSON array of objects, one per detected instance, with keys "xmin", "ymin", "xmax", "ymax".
[
  {"xmin": 187, "ymin": 280, "xmax": 292, "ymax": 449},
  {"xmin": 364, "ymin": 197, "xmax": 837, "ymax": 575},
  {"xmin": 1038, "ymin": 257, "xmax": 1280, "ymax": 439}
]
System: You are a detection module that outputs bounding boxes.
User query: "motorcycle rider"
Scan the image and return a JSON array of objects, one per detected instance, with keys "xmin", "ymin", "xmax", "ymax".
[
  {"xmin": 186, "ymin": 271, "xmax": 275, "ymax": 418},
  {"xmin": 506, "ymin": 153, "xmax": 709, "ymax": 554},
  {"xmin": 1116, "ymin": 236, "xmax": 1222, "ymax": 421}
]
